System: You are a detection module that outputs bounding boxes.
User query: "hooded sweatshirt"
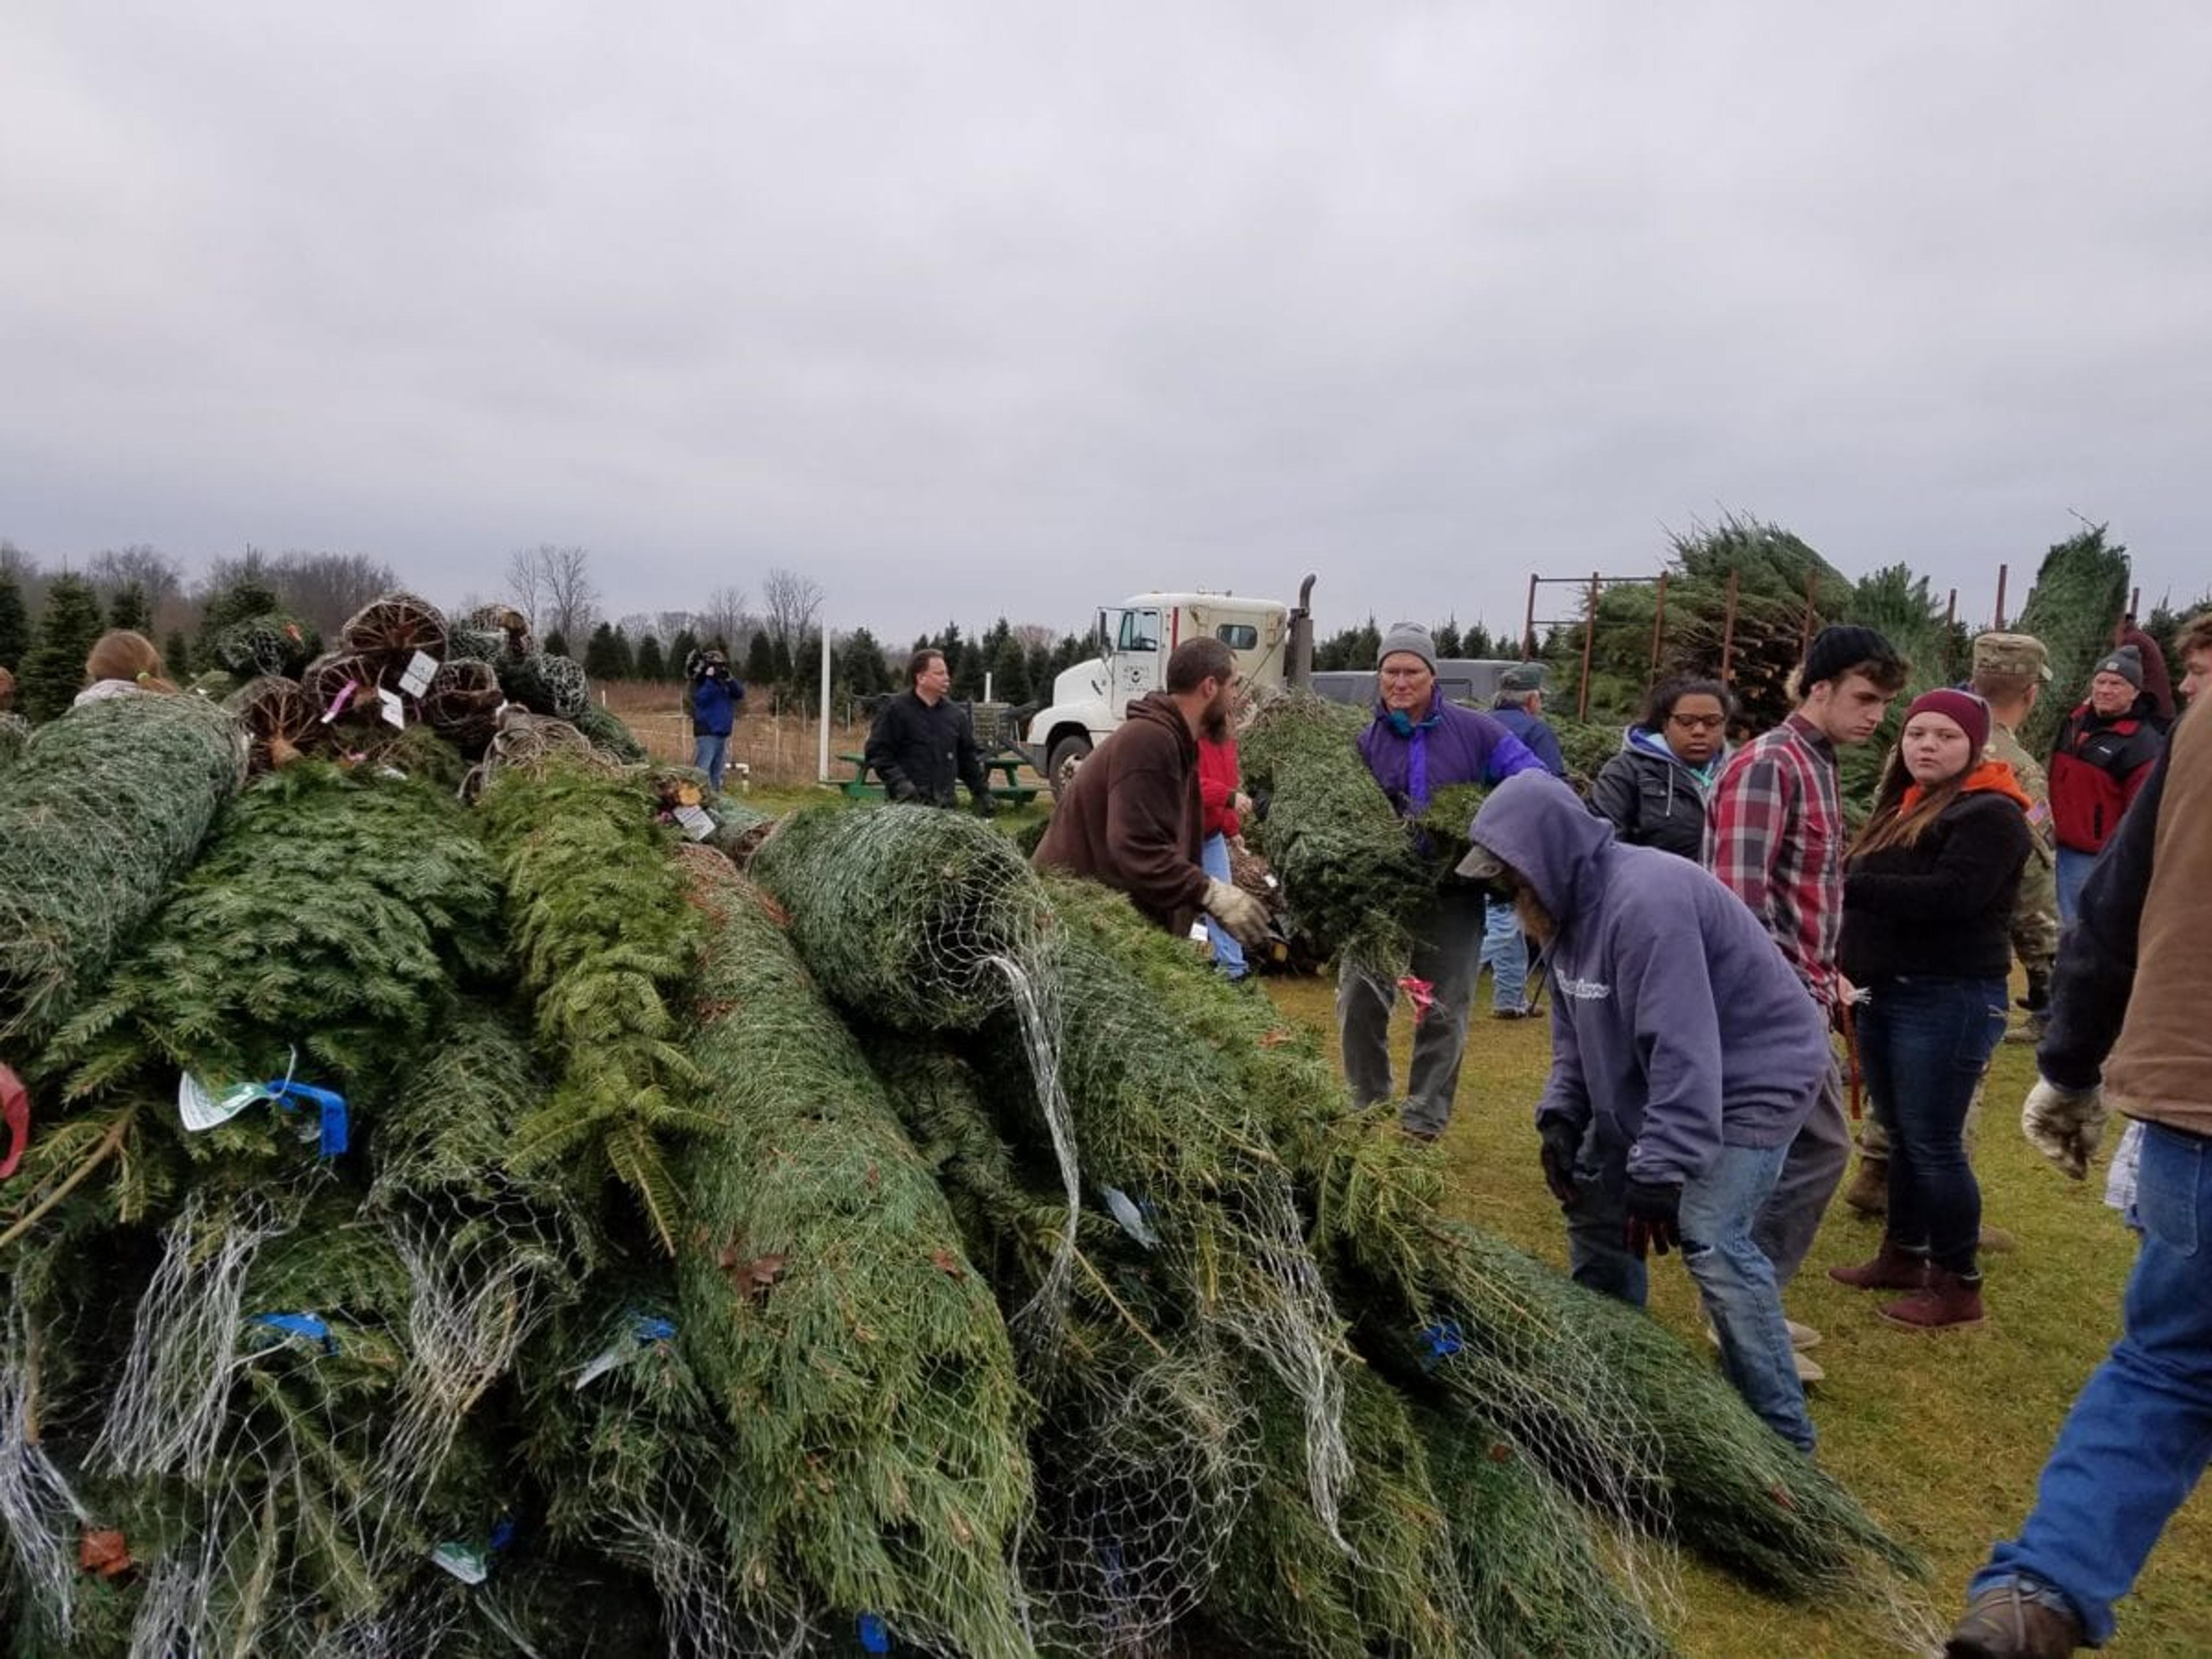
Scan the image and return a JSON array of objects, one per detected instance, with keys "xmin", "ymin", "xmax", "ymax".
[
  {"xmin": 1472, "ymin": 773, "xmax": 1830, "ymax": 1187},
  {"xmin": 1357, "ymin": 689, "xmax": 1543, "ymax": 816},
  {"xmin": 1587, "ymin": 726, "xmax": 1728, "ymax": 861}
]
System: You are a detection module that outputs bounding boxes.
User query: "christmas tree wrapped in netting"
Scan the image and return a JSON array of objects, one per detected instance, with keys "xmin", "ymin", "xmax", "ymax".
[
  {"xmin": 0, "ymin": 692, "xmax": 246, "ymax": 1052},
  {"xmin": 2015, "ymin": 522, "xmax": 2135, "ymax": 756},
  {"xmin": 1238, "ymin": 690, "xmax": 1431, "ymax": 969},
  {"xmin": 673, "ymin": 859, "xmax": 1034, "ymax": 1657}
]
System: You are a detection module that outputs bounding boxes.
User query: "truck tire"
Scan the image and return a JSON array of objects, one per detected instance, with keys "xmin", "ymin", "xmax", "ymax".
[{"xmin": 1047, "ymin": 733, "xmax": 1092, "ymax": 801}]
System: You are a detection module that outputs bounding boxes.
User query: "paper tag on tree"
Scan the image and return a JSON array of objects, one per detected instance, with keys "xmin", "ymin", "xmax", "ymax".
[
  {"xmin": 429, "ymin": 1541, "xmax": 490, "ymax": 1585},
  {"xmin": 179, "ymin": 1071, "xmax": 267, "ymax": 1132},
  {"xmin": 673, "ymin": 805, "xmax": 715, "ymax": 842},
  {"xmin": 378, "ymin": 688, "xmax": 406, "ymax": 728},
  {"xmin": 397, "ymin": 652, "xmax": 438, "ymax": 697}
]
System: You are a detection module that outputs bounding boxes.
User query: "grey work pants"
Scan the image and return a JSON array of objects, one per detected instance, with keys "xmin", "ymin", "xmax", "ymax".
[
  {"xmin": 1751, "ymin": 1055, "xmax": 1850, "ymax": 1289},
  {"xmin": 1336, "ymin": 887, "xmax": 1490, "ymax": 1138}
]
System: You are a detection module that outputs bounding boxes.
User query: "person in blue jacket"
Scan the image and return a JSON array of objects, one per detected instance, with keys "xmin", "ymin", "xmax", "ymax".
[
  {"xmin": 1342, "ymin": 623, "xmax": 1543, "ymax": 1141},
  {"xmin": 1461, "ymin": 771, "xmax": 1831, "ymax": 1451},
  {"xmin": 687, "ymin": 647, "xmax": 745, "ymax": 789}
]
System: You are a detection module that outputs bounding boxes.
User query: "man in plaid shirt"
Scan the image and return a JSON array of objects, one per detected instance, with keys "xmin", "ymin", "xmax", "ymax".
[{"xmin": 1707, "ymin": 626, "xmax": 1908, "ymax": 1330}]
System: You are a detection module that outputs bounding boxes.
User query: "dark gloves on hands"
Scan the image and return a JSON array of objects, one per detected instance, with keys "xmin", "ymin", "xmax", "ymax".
[
  {"xmin": 889, "ymin": 779, "xmax": 919, "ymax": 804},
  {"xmin": 1537, "ymin": 1118, "xmax": 1582, "ymax": 1206},
  {"xmin": 973, "ymin": 793, "xmax": 998, "ymax": 819},
  {"xmin": 2017, "ymin": 967, "xmax": 2051, "ymax": 1016},
  {"xmin": 1622, "ymin": 1178, "xmax": 1683, "ymax": 1259}
]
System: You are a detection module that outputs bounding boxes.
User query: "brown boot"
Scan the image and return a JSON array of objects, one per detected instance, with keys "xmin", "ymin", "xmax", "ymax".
[
  {"xmin": 1842, "ymin": 1155, "xmax": 1888, "ymax": 1215},
  {"xmin": 1827, "ymin": 1239, "xmax": 1927, "ymax": 1291},
  {"xmin": 1945, "ymin": 1580, "xmax": 2084, "ymax": 1657},
  {"xmin": 1881, "ymin": 1267, "xmax": 1986, "ymax": 1330}
]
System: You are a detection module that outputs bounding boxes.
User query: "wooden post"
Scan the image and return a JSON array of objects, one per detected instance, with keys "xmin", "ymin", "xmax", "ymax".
[
  {"xmin": 2130, "ymin": 586, "xmax": 2141, "ymax": 623},
  {"xmin": 1577, "ymin": 571, "xmax": 1600, "ymax": 721},
  {"xmin": 1994, "ymin": 563, "xmax": 2009, "ymax": 631},
  {"xmin": 1719, "ymin": 567, "xmax": 1740, "ymax": 680},
  {"xmin": 1522, "ymin": 571, "xmax": 1539, "ymax": 660},
  {"xmin": 1649, "ymin": 570, "xmax": 1669, "ymax": 674},
  {"xmin": 1945, "ymin": 588, "xmax": 1957, "ymax": 631}
]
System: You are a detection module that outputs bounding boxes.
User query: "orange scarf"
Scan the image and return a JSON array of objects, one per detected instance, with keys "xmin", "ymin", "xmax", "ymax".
[{"xmin": 1900, "ymin": 757, "xmax": 2035, "ymax": 816}]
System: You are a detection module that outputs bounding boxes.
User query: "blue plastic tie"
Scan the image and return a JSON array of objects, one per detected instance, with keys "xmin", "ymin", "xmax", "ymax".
[
  {"xmin": 1418, "ymin": 1319, "xmax": 1464, "ymax": 1370},
  {"xmin": 856, "ymin": 1612, "xmax": 891, "ymax": 1654},
  {"xmin": 631, "ymin": 1315, "xmax": 676, "ymax": 1345},
  {"xmin": 267, "ymin": 1078, "xmax": 350, "ymax": 1157},
  {"xmin": 251, "ymin": 1312, "xmax": 338, "ymax": 1355},
  {"xmin": 487, "ymin": 1514, "xmax": 517, "ymax": 1554}
]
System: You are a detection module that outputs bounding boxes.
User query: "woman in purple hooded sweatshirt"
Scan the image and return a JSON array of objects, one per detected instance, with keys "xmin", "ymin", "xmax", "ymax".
[{"xmin": 1339, "ymin": 623, "xmax": 1543, "ymax": 1141}]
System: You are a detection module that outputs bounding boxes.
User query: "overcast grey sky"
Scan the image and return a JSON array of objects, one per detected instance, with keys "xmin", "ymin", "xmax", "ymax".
[{"xmin": 5, "ymin": 2, "xmax": 2209, "ymax": 642}]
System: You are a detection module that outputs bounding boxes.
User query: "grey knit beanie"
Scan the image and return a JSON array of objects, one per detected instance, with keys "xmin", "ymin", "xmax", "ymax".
[
  {"xmin": 2094, "ymin": 644, "xmax": 2145, "ymax": 689},
  {"xmin": 1377, "ymin": 623, "xmax": 1437, "ymax": 672}
]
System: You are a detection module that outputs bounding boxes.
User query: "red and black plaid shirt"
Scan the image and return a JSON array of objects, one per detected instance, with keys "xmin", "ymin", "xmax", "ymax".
[{"xmin": 1704, "ymin": 713, "xmax": 1844, "ymax": 1009}]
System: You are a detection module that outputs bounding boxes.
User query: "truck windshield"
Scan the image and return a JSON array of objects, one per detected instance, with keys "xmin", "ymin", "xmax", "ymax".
[{"xmin": 1118, "ymin": 610, "xmax": 1160, "ymax": 652}]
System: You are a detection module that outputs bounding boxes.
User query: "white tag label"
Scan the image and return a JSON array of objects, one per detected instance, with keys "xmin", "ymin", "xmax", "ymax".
[
  {"xmin": 179, "ymin": 1072, "xmax": 264, "ymax": 1132},
  {"xmin": 1188, "ymin": 922, "xmax": 1210, "ymax": 943},
  {"xmin": 673, "ymin": 805, "xmax": 715, "ymax": 842},
  {"xmin": 429, "ymin": 1541, "xmax": 490, "ymax": 1585},
  {"xmin": 397, "ymin": 652, "xmax": 438, "ymax": 697},
  {"xmin": 378, "ymin": 688, "xmax": 406, "ymax": 729}
]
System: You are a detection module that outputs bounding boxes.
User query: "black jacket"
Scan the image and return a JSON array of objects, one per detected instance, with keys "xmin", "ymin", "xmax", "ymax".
[
  {"xmin": 1587, "ymin": 731, "xmax": 1720, "ymax": 861},
  {"xmin": 865, "ymin": 690, "xmax": 988, "ymax": 807},
  {"xmin": 1839, "ymin": 790, "xmax": 2033, "ymax": 987}
]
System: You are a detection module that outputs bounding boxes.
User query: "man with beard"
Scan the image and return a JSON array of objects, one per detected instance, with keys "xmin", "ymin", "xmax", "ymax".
[{"xmin": 1033, "ymin": 637, "xmax": 1271, "ymax": 949}]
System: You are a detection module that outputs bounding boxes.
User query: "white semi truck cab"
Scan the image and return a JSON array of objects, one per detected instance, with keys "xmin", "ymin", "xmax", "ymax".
[{"xmin": 1025, "ymin": 586, "xmax": 1310, "ymax": 798}]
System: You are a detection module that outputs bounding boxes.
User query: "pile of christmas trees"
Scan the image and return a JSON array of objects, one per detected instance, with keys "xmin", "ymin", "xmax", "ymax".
[{"xmin": 1, "ymin": 690, "xmax": 1928, "ymax": 1657}]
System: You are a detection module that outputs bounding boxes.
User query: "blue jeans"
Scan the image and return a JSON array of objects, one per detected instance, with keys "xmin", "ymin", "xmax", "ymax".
[
  {"xmin": 1971, "ymin": 1123, "xmax": 2212, "ymax": 1646},
  {"xmin": 1856, "ymin": 976, "xmax": 2007, "ymax": 1275},
  {"xmin": 1200, "ymin": 834, "xmax": 1247, "ymax": 979},
  {"xmin": 1479, "ymin": 897, "xmax": 1528, "ymax": 1012},
  {"xmin": 1566, "ymin": 1135, "xmax": 1815, "ymax": 1452},
  {"xmin": 2055, "ymin": 844, "xmax": 2097, "ymax": 928},
  {"xmin": 694, "ymin": 733, "xmax": 729, "ymax": 790}
]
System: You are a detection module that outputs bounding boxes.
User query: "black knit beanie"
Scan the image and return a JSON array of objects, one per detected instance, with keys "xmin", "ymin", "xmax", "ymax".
[{"xmin": 1800, "ymin": 623, "xmax": 1896, "ymax": 690}]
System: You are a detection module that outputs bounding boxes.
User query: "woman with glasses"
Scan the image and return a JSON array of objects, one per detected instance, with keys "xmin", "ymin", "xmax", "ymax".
[{"xmin": 1589, "ymin": 677, "xmax": 1733, "ymax": 860}]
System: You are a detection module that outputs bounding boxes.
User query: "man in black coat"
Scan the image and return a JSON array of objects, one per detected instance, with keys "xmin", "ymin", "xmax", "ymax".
[{"xmin": 866, "ymin": 648, "xmax": 995, "ymax": 814}]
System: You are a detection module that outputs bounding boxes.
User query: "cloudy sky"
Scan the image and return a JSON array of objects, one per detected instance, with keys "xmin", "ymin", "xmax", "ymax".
[{"xmin": 5, "ymin": 3, "xmax": 2209, "ymax": 642}]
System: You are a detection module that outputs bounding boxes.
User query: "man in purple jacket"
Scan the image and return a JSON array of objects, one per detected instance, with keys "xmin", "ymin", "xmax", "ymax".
[
  {"xmin": 1341, "ymin": 623, "xmax": 1543, "ymax": 1140},
  {"xmin": 1461, "ymin": 772, "xmax": 1831, "ymax": 1450}
]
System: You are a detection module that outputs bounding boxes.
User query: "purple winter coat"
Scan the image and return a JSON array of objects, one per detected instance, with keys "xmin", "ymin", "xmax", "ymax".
[{"xmin": 1357, "ymin": 690, "xmax": 1545, "ymax": 815}]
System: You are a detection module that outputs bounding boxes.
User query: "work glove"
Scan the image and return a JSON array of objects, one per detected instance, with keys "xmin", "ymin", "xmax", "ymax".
[
  {"xmin": 2021, "ymin": 1077, "xmax": 2108, "ymax": 1181},
  {"xmin": 1202, "ymin": 878, "xmax": 1272, "ymax": 949},
  {"xmin": 2016, "ymin": 967, "xmax": 2051, "ymax": 1016},
  {"xmin": 972, "ymin": 793, "xmax": 998, "ymax": 819},
  {"xmin": 1537, "ymin": 1117, "xmax": 1582, "ymax": 1207},
  {"xmin": 888, "ymin": 778, "xmax": 919, "ymax": 804},
  {"xmin": 1622, "ymin": 1177, "xmax": 1683, "ymax": 1259}
]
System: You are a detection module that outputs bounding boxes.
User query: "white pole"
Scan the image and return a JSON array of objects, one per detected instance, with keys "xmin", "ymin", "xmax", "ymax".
[
  {"xmin": 984, "ymin": 671, "xmax": 993, "ymax": 703},
  {"xmin": 817, "ymin": 627, "xmax": 832, "ymax": 784}
]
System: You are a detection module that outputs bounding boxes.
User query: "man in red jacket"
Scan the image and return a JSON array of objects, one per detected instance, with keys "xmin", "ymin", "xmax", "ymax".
[
  {"xmin": 1196, "ymin": 728, "xmax": 1255, "ymax": 978},
  {"xmin": 2049, "ymin": 646, "xmax": 2163, "ymax": 927}
]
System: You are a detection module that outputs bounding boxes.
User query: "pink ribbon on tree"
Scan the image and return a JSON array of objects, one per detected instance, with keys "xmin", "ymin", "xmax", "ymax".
[
  {"xmin": 1397, "ymin": 975, "xmax": 1437, "ymax": 1027},
  {"xmin": 0, "ymin": 1063, "xmax": 28, "ymax": 1180}
]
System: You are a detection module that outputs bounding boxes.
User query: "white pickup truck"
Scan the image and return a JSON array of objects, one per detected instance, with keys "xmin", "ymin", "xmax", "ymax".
[{"xmin": 1024, "ymin": 589, "xmax": 1301, "ymax": 798}]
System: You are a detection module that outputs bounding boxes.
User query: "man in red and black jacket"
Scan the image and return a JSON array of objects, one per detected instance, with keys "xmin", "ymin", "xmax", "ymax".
[{"xmin": 2049, "ymin": 645, "xmax": 2164, "ymax": 927}]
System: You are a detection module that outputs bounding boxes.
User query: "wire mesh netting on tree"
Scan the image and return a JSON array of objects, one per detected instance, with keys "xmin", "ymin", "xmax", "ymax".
[
  {"xmin": 675, "ymin": 861, "xmax": 1034, "ymax": 1658},
  {"xmin": 422, "ymin": 660, "xmax": 506, "ymax": 754},
  {"xmin": 1237, "ymin": 691, "xmax": 1432, "ymax": 971},
  {"xmin": 342, "ymin": 591, "xmax": 450, "ymax": 669},
  {"xmin": 497, "ymin": 651, "xmax": 590, "ymax": 721},
  {"xmin": 212, "ymin": 611, "xmax": 321, "ymax": 680},
  {"xmin": 749, "ymin": 805, "xmax": 1055, "ymax": 1032},
  {"xmin": 0, "ymin": 692, "xmax": 245, "ymax": 1054},
  {"xmin": 226, "ymin": 674, "xmax": 323, "ymax": 773}
]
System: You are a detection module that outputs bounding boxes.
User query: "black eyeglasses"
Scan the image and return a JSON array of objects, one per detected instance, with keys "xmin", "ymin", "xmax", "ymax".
[{"xmin": 1668, "ymin": 713, "xmax": 1725, "ymax": 731}]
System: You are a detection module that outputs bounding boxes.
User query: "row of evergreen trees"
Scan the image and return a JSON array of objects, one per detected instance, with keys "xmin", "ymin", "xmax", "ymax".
[{"xmin": 0, "ymin": 572, "xmax": 205, "ymax": 722}]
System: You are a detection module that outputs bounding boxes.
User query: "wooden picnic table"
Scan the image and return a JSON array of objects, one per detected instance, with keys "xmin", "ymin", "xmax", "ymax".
[{"xmin": 835, "ymin": 752, "xmax": 1039, "ymax": 806}]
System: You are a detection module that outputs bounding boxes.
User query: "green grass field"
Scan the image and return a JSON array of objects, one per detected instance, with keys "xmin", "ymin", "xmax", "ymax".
[{"xmin": 1257, "ymin": 971, "xmax": 2212, "ymax": 1658}]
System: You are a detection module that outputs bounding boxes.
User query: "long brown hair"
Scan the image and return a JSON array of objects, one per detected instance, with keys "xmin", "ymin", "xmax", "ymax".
[
  {"xmin": 84, "ymin": 630, "xmax": 177, "ymax": 694},
  {"xmin": 1850, "ymin": 746, "xmax": 1971, "ymax": 858}
]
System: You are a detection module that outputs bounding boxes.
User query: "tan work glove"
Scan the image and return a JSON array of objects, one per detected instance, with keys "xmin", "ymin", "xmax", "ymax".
[
  {"xmin": 2021, "ymin": 1077, "xmax": 2108, "ymax": 1181},
  {"xmin": 1202, "ymin": 878, "xmax": 1271, "ymax": 949}
]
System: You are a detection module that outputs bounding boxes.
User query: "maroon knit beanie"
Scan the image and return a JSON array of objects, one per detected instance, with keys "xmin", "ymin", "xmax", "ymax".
[{"xmin": 1904, "ymin": 688, "xmax": 1990, "ymax": 754}]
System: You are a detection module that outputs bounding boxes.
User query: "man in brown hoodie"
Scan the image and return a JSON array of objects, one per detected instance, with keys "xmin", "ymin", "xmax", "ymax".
[
  {"xmin": 1946, "ymin": 702, "xmax": 2211, "ymax": 1658},
  {"xmin": 1034, "ymin": 637, "xmax": 1270, "ymax": 949}
]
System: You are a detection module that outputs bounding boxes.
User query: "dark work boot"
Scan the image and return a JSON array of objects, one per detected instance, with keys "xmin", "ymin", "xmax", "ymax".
[
  {"xmin": 1827, "ymin": 1238, "xmax": 1927, "ymax": 1291},
  {"xmin": 1842, "ymin": 1154, "xmax": 1889, "ymax": 1215},
  {"xmin": 1882, "ymin": 1267, "xmax": 1986, "ymax": 1330},
  {"xmin": 1945, "ymin": 1580, "xmax": 2084, "ymax": 1657}
]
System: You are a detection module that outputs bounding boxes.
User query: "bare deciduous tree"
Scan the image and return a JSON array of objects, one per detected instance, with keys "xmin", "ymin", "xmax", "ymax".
[
  {"xmin": 699, "ymin": 585, "xmax": 751, "ymax": 653},
  {"xmin": 1013, "ymin": 623, "xmax": 1058, "ymax": 652},
  {"xmin": 270, "ymin": 551, "xmax": 397, "ymax": 634},
  {"xmin": 761, "ymin": 567, "xmax": 823, "ymax": 654},
  {"xmin": 86, "ymin": 546, "xmax": 185, "ymax": 620},
  {"xmin": 504, "ymin": 544, "xmax": 599, "ymax": 639},
  {"xmin": 505, "ymin": 547, "xmax": 547, "ymax": 632}
]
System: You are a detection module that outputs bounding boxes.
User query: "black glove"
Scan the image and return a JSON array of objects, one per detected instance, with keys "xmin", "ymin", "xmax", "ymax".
[
  {"xmin": 2017, "ymin": 967, "xmax": 2051, "ymax": 1016},
  {"xmin": 1537, "ymin": 1118, "xmax": 1582, "ymax": 1207},
  {"xmin": 973, "ymin": 793, "xmax": 998, "ymax": 819},
  {"xmin": 1622, "ymin": 1178, "xmax": 1683, "ymax": 1259},
  {"xmin": 889, "ymin": 778, "xmax": 919, "ymax": 804}
]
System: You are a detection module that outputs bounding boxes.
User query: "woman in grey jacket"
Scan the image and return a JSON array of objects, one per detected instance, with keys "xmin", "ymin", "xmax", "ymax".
[{"xmin": 1588, "ymin": 677, "xmax": 1732, "ymax": 860}]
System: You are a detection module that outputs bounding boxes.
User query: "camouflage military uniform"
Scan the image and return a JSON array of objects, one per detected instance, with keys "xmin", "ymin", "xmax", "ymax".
[{"xmin": 1855, "ymin": 634, "xmax": 2057, "ymax": 1168}]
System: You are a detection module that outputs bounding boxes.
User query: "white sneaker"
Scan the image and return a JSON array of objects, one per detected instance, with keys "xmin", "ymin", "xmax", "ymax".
[{"xmin": 1706, "ymin": 1319, "xmax": 1823, "ymax": 1351}]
